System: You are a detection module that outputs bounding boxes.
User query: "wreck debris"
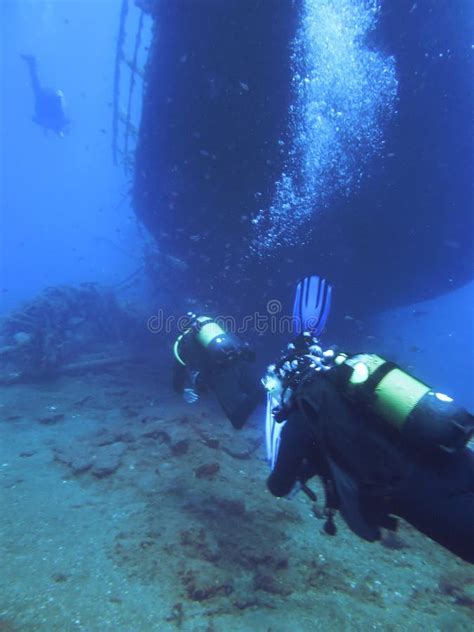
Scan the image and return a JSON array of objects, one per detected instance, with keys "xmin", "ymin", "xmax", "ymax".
[{"xmin": 0, "ymin": 283, "xmax": 141, "ymax": 381}]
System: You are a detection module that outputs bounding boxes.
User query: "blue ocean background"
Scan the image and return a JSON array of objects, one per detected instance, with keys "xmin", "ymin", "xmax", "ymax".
[
  {"xmin": 1, "ymin": 1, "xmax": 473, "ymax": 630},
  {"xmin": 1, "ymin": 0, "xmax": 145, "ymax": 309}
]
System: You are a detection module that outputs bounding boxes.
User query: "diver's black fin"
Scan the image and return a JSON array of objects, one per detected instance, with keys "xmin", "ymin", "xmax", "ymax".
[
  {"xmin": 328, "ymin": 457, "xmax": 380, "ymax": 542},
  {"xmin": 293, "ymin": 276, "xmax": 332, "ymax": 337}
]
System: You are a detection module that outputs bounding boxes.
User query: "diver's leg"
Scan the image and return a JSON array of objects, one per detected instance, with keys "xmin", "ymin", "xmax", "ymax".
[
  {"xmin": 395, "ymin": 450, "xmax": 474, "ymax": 563},
  {"xmin": 20, "ymin": 54, "xmax": 41, "ymax": 96}
]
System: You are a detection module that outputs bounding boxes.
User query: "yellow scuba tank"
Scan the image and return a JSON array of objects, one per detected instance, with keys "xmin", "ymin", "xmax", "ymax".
[
  {"xmin": 333, "ymin": 352, "xmax": 474, "ymax": 453},
  {"xmin": 173, "ymin": 315, "xmax": 243, "ymax": 367}
]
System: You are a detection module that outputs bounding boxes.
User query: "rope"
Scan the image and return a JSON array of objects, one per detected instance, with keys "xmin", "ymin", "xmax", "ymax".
[
  {"xmin": 112, "ymin": 0, "xmax": 129, "ymax": 166},
  {"xmin": 124, "ymin": 10, "xmax": 144, "ymax": 162}
]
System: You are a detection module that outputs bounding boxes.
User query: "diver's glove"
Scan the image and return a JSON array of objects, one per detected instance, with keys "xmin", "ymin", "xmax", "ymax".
[
  {"xmin": 182, "ymin": 371, "xmax": 201, "ymax": 403},
  {"xmin": 183, "ymin": 388, "xmax": 199, "ymax": 404}
]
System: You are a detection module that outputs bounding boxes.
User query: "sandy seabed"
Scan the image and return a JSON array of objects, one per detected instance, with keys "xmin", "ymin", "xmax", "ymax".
[{"xmin": 1, "ymin": 362, "xmax": 473, "ymax": 632}]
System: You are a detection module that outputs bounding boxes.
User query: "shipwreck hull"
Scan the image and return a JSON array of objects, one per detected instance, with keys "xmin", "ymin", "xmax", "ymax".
[{"xmin": 133, "ymin": 0, "xmax": 473, "ymax": 318}]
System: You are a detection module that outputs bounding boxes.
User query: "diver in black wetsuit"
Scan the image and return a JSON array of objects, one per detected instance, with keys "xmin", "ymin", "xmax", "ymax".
[
  {"xmin": 172, "ymin": 313, "xmax": 262, "ymax": 429},
  {"xmin": 21, "ymin": 54, "xmax": 70, "ymax": 136},
  {"xmin": 171, "ymin": 277, "xmax": 474, "ymax": 563},
  {"xmin": 264, "ymin": 276, "xmax": 474, "ymax": 564}
]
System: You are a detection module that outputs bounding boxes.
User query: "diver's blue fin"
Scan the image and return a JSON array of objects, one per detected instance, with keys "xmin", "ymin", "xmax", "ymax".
[{"xmin": 293, "ymin": 275, "xmax": 332, "ymax": 337}]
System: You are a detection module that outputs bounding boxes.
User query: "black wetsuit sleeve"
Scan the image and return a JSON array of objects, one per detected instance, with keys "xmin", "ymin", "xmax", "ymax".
[
  {"xmin": 172, "ymin": 362, "xmax": 188, "ymax": 394},
  {"xmin": 267, "ymin": 412, "xmax": 318, "ymax": 497}
]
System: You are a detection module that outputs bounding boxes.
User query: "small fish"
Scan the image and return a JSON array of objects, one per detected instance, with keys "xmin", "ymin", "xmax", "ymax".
[
  {"xmin": 412, "ymin": 310, "xmax": 428, "ymax": 318},
  {"xmin": 409, "ymin": 345, "xmax": 421, "ymax": 353},
  {"xmin": 165, "ymin": 254, "xmax": 188, "ymax": 272},
  {"xmin": 444, "ymin": 240, "xmax": 461, "ymax": 249}
]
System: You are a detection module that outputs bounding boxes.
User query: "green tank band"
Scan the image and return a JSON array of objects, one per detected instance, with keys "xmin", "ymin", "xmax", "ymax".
[
  {"xmin": 197, "ymin": 321, "xmax": 226, "ymax": 347},
  {"xmin": 373, "ymin": 369, "xmax": 430, "ymax": 429}
]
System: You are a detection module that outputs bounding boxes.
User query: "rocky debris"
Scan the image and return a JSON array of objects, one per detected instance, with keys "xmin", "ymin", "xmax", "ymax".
[
  {"xmin": 139, "ymin": 421, "xmax": 193, "ymax": 460},
  {"xmin": 39, "ymin": 413, "xmax": 65, "ymax": 425},
  {"xmin": 438, "ymin": 569, "xmax": 474, "ymax": 610},
  {"xmin": 220, "ymin": 437, "xmax": 262, "ymax": 460},
  {"xmin": 165, "ymin": 602, "xmax": 184, "ymax": 627},
  {"xmin": 93, "ymin": 427, "xmax": 138, "ymax": 447},
  {"xmin": 0, "ymin": 283, "xmax": 142, "ymax": 380},
  {"xmin": 92, "ymin": 443, "xmax": 126, "ymax": 478},
  {"xmin": 53, "ymin": 441, "xmax": 126, "ymax": 477},
  {"xmin": 51, "ymin": 572, "xmax": 69, "ymax": 583},
  {"xmin": 381, "ymin": 531, "xmax": 408, "ymax": 550},
  {"xmin": 201, "ymin": 436, "xmax": 219, "ymax": 449},
  {"xmin": 194, "ymin": 463, "xmax": 220, "ymax": 479},
  {"xmin": 141, "ymin": 428, "xmax": 171, "ymax": 443},
  {"xmin": 74, "ymin": 395, "xmax": 99, "ymax": 408},
  {"xmin": 54, "ymin": 445, "xmax": 94, "ymax": 475},
  {"xmin": 180, "ymin": 528, "xmax": 221, "ymax": 563},
  {"xmin": 181, "ymin": 569, "xmax": 233, "ymax": 602},
  {"xmin": 253, "ymin": 571, "xmax": 292, "ymax": 596},
  {"xmin": 171, "ymin": 439, "xmax": 189, "ymax": 456},
  {"xmin": 121, "ymin": 405, "xmax": 140, "ymax": 418}
]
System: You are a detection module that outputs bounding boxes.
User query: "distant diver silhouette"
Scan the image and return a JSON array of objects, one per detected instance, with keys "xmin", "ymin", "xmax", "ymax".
[{"xmin": 21, "ymin": 54, "xmax": 70, "ymax": 136}]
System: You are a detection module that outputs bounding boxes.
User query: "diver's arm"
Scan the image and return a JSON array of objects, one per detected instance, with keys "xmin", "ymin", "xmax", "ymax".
[
  {"xmin": 172, "ymin": 363, "xmax": 202, "ymax": 404},
  {"xmin": 172, "ymin": 362, "xmax": 187, "ymax": 394},
  {"xmin": 267, "ymin": 412, "xmax": 318, "ymax": 497}
]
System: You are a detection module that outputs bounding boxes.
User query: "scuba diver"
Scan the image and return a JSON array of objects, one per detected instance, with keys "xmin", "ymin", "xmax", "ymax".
[
  {"xmin": 171, "ymin": 277, "xmax": 474, "ymax": 563},
  {"xmin": 172, "ymin": 313, "xmax": 261, "ymax": 429},
  {"xmin": 264, "ymin": 276, "xmax": 474, "ymax": 564},
  {"xmin": 20, "ymin": 54, "xmax": 70, "ymax": 136}
]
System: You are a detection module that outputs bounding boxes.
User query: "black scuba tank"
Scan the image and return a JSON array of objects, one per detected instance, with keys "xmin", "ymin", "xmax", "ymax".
[
  {"xmin": 332, "ymin": 352, "xmax": 474, "ymax": 454},
  {"xmin": 173, "ymin": 315, "xmax": 244, "ymax": 367}
]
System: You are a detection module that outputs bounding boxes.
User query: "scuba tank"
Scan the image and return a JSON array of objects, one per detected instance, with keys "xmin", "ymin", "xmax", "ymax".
[
  {"xmin": 173, "ymin": 314, "xmax": 246, "ymax": 367},
  {"xmin": 333, "ymin": 352, "xmax": 474, "ymax": 454}
]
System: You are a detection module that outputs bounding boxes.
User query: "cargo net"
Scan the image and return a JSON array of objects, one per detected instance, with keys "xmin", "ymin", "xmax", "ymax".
[{"xmin": 0, "ymin": 284, "xmax": 140, "ymax": 382}]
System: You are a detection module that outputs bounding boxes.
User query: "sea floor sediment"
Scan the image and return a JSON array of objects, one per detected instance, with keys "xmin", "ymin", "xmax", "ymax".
[{"xmin": 1, "ymin": 363, "xmax": 473, "ymax": 631}]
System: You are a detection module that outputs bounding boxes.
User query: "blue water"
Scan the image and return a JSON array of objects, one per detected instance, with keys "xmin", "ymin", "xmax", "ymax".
[
  {"xmin": 1, "ymin": 0, "xmax": 147, "ymax": 314},
  {"xmin": 1, "ymin": 2, "xmax": 473, "ymax": 630}
]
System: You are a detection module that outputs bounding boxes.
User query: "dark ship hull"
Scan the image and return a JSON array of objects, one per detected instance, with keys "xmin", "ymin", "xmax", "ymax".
[{"xmin": 134, "ymin": 0, "xmax": 473, "ymax": 317}]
